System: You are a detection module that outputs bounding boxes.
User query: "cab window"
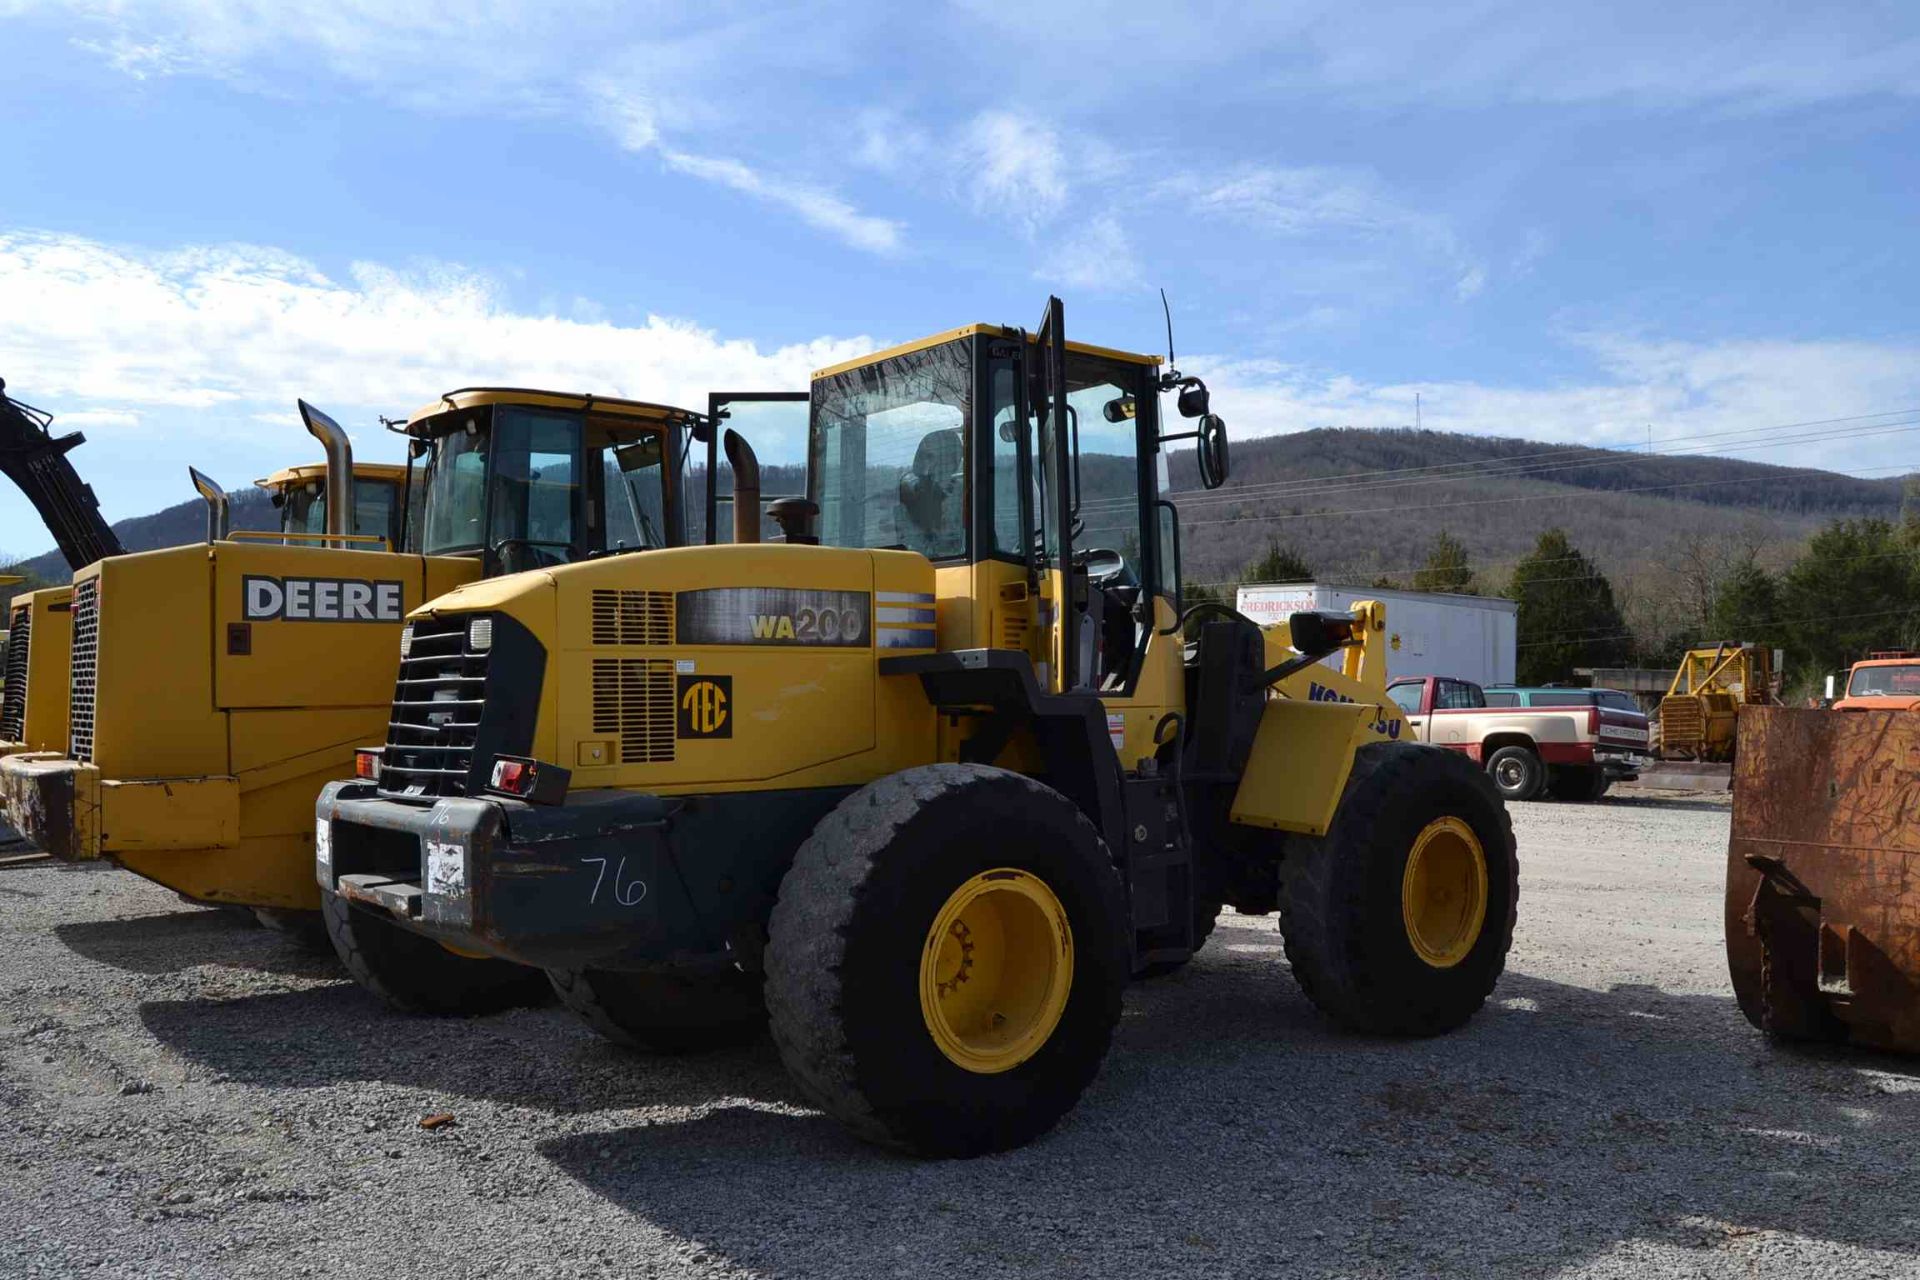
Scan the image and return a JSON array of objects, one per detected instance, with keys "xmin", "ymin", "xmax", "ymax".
[
  {"xmin": 490, "ymin": 408, "xmax": 579, "ymax": 559},
  {"xmin": 1435, "ymin": 679, "xmax": 1485, "ymax": 709},
  {"xmin": 353, "ymin": 479, "xmax": 396, "ymax": 547},
  {"xmin": 1388, "ymin": 682, "xmax": 1425, "ymax": 714},
  {"xmin": 1060, "ymin": 353, "xmax": 1152, "ymax": 594},
  {"xmin": 811, "ymin": 339, "xmax": 969, "ymax": 560}
]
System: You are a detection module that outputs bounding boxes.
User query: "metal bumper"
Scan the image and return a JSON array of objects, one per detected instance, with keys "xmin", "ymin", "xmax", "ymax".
[
  {"xmin": 1595, "ymin": 750, "xmax": 1646, "ymax": 781},
  {"xmin": 316, "ymin": 781, "xmax": 843, "ymax": 972},
  {"xmin": 0, "ymin": 754, "xmax": 240, "ymax": 862},
  {"xmin": 0, "ymin": 754, "xmax": 98, "ymax": 860}
]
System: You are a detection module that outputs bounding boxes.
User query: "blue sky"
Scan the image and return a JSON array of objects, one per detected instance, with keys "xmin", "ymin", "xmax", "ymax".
[{"xmin": 1, "ymin": 1, "xmax": 1917, "ymax": 555}]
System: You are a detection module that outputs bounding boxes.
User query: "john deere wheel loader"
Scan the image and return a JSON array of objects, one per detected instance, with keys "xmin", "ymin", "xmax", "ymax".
[
  {"xmin": 0, "ymin": 429, "xmax": 411, "ymax": 763},
  {"xmin": 2, "ymin": 388, "xmax": 765, "ymax": 978},
  {"xmin": 317, "ymin": 300, "xmax": 1517, "ymax": 1155}
]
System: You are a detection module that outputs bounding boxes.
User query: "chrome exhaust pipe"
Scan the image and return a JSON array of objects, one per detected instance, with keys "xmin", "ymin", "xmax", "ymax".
[
  {"xmin": 187, "ymin": 466, "xmax": 230, "ymax": 543},
  {"xmin": 297, "ymin": 400, "xmax": 353, "ymax": 546},
  {"xmin": 723, "ymin": 428, "xmax": 760, "ymax": 544}
]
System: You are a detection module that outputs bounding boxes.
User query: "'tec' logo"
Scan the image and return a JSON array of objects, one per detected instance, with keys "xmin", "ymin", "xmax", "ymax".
[{"xmin": 676, "ymin": 675, "xmax": 732, "ymax": 738}]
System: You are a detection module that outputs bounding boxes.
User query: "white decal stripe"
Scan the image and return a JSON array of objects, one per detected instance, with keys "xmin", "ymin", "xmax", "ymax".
[
  {"xmin": 877, "ymin": 607, "xmax": 937, "ymax": 624},
  {"xmin": 877, "ymin": 629, "xmax": 937, "ymax": 649}
]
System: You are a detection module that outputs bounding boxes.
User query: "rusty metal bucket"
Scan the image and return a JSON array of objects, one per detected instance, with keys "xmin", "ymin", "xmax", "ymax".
[{"xmin": 1727, "ymin": 704, "xmax": 1920, "ymax": 1051}]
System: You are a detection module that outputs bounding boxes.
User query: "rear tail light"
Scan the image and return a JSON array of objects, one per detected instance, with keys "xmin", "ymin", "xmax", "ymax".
[
  {"xmin": 354, "ymin": 748, "xmax": 382, "ymax": 781},
  {"xmin": 486, "ymin": 754, "xmax": 569, "ymax": 805}
]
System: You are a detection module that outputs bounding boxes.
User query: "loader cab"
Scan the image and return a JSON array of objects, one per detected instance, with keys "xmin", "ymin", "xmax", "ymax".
[
  {"xmin": 806, "ymin": 303, "xmax": 1218, "ymax": 695},
  {"xmin": 259, "ymin": 463, "xmax": 408, "ymax": 550},
  {"xmin": 405, "ymin": 390, "xmax": 700, "ymax": 575}
]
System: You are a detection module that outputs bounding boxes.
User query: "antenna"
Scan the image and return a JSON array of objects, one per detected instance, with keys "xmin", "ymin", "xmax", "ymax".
[{"xmin": 1160, "ymin": 287, "xmax": 1176, "ymax": 372}]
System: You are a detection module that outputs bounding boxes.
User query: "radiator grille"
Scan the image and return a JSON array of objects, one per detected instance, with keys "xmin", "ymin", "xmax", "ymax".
[
  {"xmin": 591, "ymin": 590, "xmax": 673, "ymax": 645},
  {"xmin": 0, "ymin": 605, "xmax": 31, "ymax": 741},
  {"xmin": 591, "ymin": 658, "xmax": 676, "ymax": 763},
  {"xmin": 69, "ymin": 579, "xmax": 99, "ymax": 762},
  {"xmin": 379, "ymin": 618, "xmax": 487, "ymax": 798}
]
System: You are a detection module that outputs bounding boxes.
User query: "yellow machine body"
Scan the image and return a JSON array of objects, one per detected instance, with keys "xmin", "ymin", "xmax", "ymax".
[
  {"xmin": 1658, "ymin": 642, "xmax": 1776, "ymax": 762},
  {"xmin": 0, "ymin": 585, "xmax": 74, "ymax": 758},
  {"xmin": 1232, "ymin": 600, "xmax": 1406, "ymax": 836},
  {"xmin": 0, "ymin": 541, "xmax": 479, "ymax": 904},
  {"xmin": 0, "ymin": 387, "xmax": 698, "ymax": 906}
]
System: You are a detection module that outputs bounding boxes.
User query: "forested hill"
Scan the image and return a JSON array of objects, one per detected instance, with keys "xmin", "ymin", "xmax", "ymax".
[
  {"xmin": 1166, "ymin": 427, "xmax": 1909, "ymax": 587},
  {"xmin": 9, "ymin": 488, "xmax": 280, "ymax": 586},
  {"xmin": 3, "ymin": 429, "xmax": 1907, "ymax": 599}
]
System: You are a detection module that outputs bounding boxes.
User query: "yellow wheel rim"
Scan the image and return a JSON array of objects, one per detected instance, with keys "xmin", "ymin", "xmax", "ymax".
[
  {"xmin": 1400, "ymin": 817, "xmax": 1489, "ymax": 969},
  {"xmin": 919, "ymin": 868, "xmax": 1074, "ymax": 1074}
]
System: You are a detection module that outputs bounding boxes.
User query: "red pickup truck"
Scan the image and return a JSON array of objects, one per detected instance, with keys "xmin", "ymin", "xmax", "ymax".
[{"xmin": 1385, "ymin": 676, "xmax": 1653, "ymax": 802}]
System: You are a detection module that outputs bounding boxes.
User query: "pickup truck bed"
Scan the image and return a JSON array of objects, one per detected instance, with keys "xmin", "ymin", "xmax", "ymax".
[{"xmin": 1388, "ymin": 676, "xmax": 1652, "ymax": 802}]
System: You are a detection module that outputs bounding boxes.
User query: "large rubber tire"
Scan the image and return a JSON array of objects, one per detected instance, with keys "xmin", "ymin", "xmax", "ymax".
[
  {"xmin": 1485, "ymin": 745, "xmax": 1545, "ymax": 802},
  {"xmin": 252, "ymin": 907, "xmax": 333, "ymax": 953},
  {"xmin": 765, "ymin": 764, "xmax": 1130, "ymax": 1157},
  {"xmin": 1280, "ymin": 742, "xmax": 1517, "ymax": 1037},
  {"xmin": 548, "ymin": 966, "xmax": 766, "ymax": 1052},
  {"xmin": 321, "ymin": 888, "xmax": 551, "ymax": 1016},
  {"xmin": 1548, "ymin": 766, "xmax": 1609, "ymax": 803}
]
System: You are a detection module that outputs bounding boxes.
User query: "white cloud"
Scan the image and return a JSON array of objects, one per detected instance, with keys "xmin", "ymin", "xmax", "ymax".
[
  {"xmin": 1188, "ymin": 332, "xmax": 1920, "ymax": 478},
  {"xmin": 582, "ymin": 75, "xmax": 902, "ymax": 255},
  {"xmin": 0, "ymin": 228, "xmax": 875, "ymax": 461},
  {"xmin": 53, "ymin": 408, "xmax": 142, "ymax": 429},
  {"xmin": 950, "ymin": 2, "xmax": 1920, "ymax": 110},
  {"xmin": 1035, "ymin": 215, "xmax": 1141, "ymax": 293},
  {"xmin": 960, "ymin": 111, "xmax": 1068, "ymax": 228},
  {"xmin": 659, "ymin": 150, "xmax": 903, "ymax": 256}
]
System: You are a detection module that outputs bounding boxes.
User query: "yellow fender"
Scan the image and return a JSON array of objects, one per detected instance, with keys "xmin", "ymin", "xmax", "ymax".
[{"xmin": 1231, "ymin": 600, "xmax": 1410, "ymax": 837}]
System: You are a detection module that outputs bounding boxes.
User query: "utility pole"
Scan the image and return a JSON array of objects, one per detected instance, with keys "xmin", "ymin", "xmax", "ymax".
[{"xmin": 1416, "ymin": 392, "xmax": 1422, "ymax": 432}]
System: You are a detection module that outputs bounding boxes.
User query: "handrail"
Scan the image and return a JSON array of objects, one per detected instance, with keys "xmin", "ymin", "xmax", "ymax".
[{"xmin": 226, "ymin": 530, "xmax": 391, "ymax": 551}]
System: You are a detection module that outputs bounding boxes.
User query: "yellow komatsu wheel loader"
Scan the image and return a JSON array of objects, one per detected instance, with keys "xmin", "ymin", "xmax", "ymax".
[
  {"xmin": 2, "ymin": 388, "xmax": 765, "ymax": 950},
  {"xmin": 317, "ymin": 299, "xmax": 1518, "ymax": 1156}
]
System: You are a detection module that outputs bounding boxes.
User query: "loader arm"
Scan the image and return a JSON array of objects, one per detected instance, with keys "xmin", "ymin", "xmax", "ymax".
[{"xmin": 0, "ymin": 378, "xmax": 125, "ymax": 572}]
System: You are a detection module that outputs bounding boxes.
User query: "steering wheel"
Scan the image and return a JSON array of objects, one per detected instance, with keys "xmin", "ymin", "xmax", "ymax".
[{"xmin": 1075, "ymin": 547, "xmax": 1137, "ymax": 592}]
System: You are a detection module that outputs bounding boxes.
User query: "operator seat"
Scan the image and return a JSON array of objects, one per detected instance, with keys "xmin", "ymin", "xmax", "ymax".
[{"xmin": 894, "ymin": 428, "xmax": 963, "ymax": 558}]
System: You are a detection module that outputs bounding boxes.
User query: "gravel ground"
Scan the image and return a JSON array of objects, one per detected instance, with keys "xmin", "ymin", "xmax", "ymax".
[{"xmin": 4, "ymin": 790, "xmax": 1919, "ymax": 1279}]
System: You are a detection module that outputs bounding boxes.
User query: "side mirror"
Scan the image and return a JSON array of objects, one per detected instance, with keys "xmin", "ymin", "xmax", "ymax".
[
  {"xmin": 1197, "ymin": 414, "xmax": 1230, "ymax": 490},
  {"xmin": 1177, "ymin": 381, "xmax": 1210, "ymax": 419}
]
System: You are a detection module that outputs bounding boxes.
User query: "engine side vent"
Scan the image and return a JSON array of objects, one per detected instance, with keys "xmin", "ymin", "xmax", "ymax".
[
  {"xmin": 68, "ymin": 579, "xmax": 99, "ymax": 763},
  {"xmin": 591, "ymin": 590, "xmax": 673, "ymax": 646},
  {"xmin": 0, "ymin": 605, "xmax": 31, "ymax": 741},
  {"xmin": 591, "ymin": 658, "xmax": 676, "ymax": 764}
]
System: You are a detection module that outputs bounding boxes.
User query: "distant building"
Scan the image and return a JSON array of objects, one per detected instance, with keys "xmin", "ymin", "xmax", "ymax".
[{"xmin": 1236, "ymin": 581, "xmax": 1518, "ymax": 687}]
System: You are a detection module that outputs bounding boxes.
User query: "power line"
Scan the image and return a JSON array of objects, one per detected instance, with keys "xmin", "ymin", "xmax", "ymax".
[
  {"xmin": 1174, "ymin": 460, "xmax": 1920, "ymax": 530},
  {"xmin": 1515, "ymin": 603, "xmax": 1920, "ymax": 650},
  {"xmin": 1185, "ymin": 528, "xmax": 1920, "ymax": 595},
  {"xmin": 1156, "ymin": 405, "xmax": 1920, "ymax": 501},
  {"xmin": 1105, "ymin": 413, "xmax": 1920, "ymax": 515}
]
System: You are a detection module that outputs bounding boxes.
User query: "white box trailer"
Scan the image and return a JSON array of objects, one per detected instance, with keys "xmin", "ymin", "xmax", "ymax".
[{"xmin": 1235, "ymin": 581, "xmax": 1518, "ymax": 687}]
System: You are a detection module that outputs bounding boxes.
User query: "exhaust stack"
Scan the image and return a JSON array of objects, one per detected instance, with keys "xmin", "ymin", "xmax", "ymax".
[
  {"xmin": 297, "ymin": 400, "xmax": 354, "ymax": 547},
  {"xmin": 724, "ymin": 428, "xmax": 760, "ymax": 544},
  {"xmin": 187, "ymin": 466, "xmax": 230, "ymax": 543}
]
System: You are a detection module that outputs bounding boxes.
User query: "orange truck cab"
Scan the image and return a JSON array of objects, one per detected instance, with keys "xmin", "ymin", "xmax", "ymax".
[{"xmin": 1832, "ymin": 653, "xmax": 1920, "ymax": 711}]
